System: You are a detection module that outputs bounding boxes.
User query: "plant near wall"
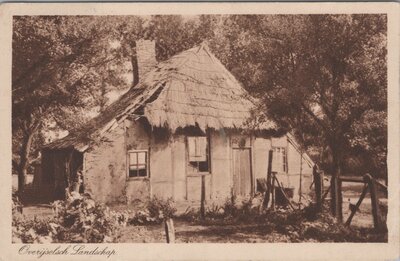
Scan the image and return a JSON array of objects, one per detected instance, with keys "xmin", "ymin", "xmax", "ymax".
[
  {"xmin": 12, "ymin": 192, "xmax": 121, "ymax": 243},
  {"xmin": 126, "ymin": 197, "xmax": 177, "ymax": 225},
  {"xmin": 52, "ymin": 192, "xmax": 119, "ymax": 243},
  {"xmin": 146, "ymin": 196, "xmax": 177, "ymax": 222}
]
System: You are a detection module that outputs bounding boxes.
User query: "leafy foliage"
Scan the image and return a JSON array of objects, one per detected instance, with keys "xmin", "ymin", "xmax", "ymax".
[
  {"xmin": 146, "ymin": 196, "xmax": 177, "ymax": 220},
  {"xmin": 211, "ymin": 15, "xmax": 387, "ymax": 178},
  {"xmin": 12, "ymin": 16, "xmax": 132, "ymax": 191},
  {"xmin": 13, "ymin": 192, "xmax": 120, "ymax": 243},
  {"xmin": 128, "ymin": 196, "xmax": 177, "ymax": 225}
]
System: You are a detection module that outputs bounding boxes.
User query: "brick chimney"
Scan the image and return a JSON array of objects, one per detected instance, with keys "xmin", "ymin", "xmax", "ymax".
[{"xmin": 132, "ymin": 39, "xmax": 157, "ymax": 86}]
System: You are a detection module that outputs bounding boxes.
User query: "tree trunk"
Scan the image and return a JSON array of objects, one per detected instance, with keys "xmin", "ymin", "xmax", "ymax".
[
  {"xmin": 17, "ymin": 131, "xmax": 35, "ymax": 195},
  {"xmin": 131, "ymin": 42, "xmax": 139, "ymax": 87},
  {"xmin": 313, "ymin": 165, "xmax": 322, "ymax": 212},
  {"xmin": 17, "ymin": 168, "xmax": 27, "ymax": 196},
  {"xmin": 330, "ymin": 151, "xmax": 343, "ymax": 221}
]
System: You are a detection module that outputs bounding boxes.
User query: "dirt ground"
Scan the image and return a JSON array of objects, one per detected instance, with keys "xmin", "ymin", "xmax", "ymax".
[
  {"xmin": 116, "ymin": 221, "xmax": 298, "ymax": 243},
  {"xmin": 116, "ymin": 217, "xmax": 386, "ymax": 243}
]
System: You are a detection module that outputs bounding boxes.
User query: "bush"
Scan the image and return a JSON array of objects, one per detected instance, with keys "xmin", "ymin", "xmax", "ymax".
[
  {"xmin": 13, "ymin": 215, "xmax": 56, "ymax": 243},
  {"xmin": 109, "ymin": 209, "xmax": 132, "ymax": 227},
  {"xmin": 128, "ymin": 197, "xmax": 177, "ymax": 225},
  {"xmin": 206, "ymin": 203, "xmax": 224, "ymax": 219},
  {"xmin": 12, "ymin": 192, "xmax": 120, "ymax": 243},
  {"xmin": 178, "ymin": 207, "xmax": 200, "ymax": 222},
  {"xmin": 128, "ymin": 210, "xmax": 157, "ymax": 225},
  {"xmin": 222, "ymin": 193, "xmax": 238, "ymax": 217},
  {"xmin": 52, "ymin": 192, "xmax": 118, "ymax": 243},
  {"xmin": 221, "ymin": 193, "xmax": 263, "ymax": 221},
  {"xmin": 146, "ymin": 196, "xmax": 177, "ymax": 221},
  {"xmin": 12, "ymin": 193, "xmax": 23, "ymax": 216}
]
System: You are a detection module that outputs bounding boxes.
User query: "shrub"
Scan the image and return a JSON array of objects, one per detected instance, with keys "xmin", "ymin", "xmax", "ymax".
[
  {"xmin": 178, "ymin": 207, "xmax": 200, "ymax": 222},
  {"xmin": 12, "ymin": 192, "xmax": 121, "ymax": 243},
  {"xmin": 12, "ymin": 193, "xmax": 23, "ymax": 216},
  {"xmin": 146, "ymin": 196, "xmax": 177, "ymax": 221},
  {"xmin": 128, "ymin": 197, "xmax": 177, "ymax": 225},
  {"xmin": 52, "ymin": 192, "xmax": 118, "ymax": 243},
  {"xmin": 128, "ymin": 210, "xmax": 157, "ymax": 225},
  {"xmin": 109, "ymin": 209, "xmax": 132, "ymax": 227},
  {"xmin": 222, "ymin": 193, "xmax": 237, "ymax": 217},
  {"xmin": 206, "ymin": 203, "xmax": 224, "ymax": 219},
  {"xmin": 236, "ymin": 197, "xmax": 256, "ymax": 221},
  {"xmin": 12, "ymin": 216, "xmax": 56, "ymax": 243}
]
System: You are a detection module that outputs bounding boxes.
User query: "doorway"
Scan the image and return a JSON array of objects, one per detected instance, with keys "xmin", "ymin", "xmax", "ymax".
[{"xmin": 232, "ymin": 148, "xmax": 252, "ymax": 196}]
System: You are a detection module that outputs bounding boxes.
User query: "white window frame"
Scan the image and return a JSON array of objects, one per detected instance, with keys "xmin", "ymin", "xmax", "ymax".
[
  {"xmin": 127, "ymin": 149, "xmax": 149, "ymax": 179},
  {"xmin": 272, "ymin": 146, "xmax": 288, "ymax": 173}
]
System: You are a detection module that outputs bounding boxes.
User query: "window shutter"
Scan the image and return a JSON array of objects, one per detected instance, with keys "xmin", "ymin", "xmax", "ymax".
[
  {"xmin": 188, "ymin": 137, "xmax": 197, "ymax": 162},
  {"xmin": 188, "ymin": 136, "xmax": 207, "ymax": 162},
  {"xmin": 196, "ymin": 137, "xmax": 207, "ymax": 162}
]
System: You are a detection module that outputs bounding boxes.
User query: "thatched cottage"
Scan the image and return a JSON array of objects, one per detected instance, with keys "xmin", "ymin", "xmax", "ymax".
[{"xmin": 37, "ymin": 41, "xmax": 314, "ymax": 205}]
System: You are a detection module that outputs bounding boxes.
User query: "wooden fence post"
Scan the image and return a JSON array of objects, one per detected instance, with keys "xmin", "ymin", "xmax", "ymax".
[
  {"xmin": 200, "ymin": 174, "xmax": 206, "ymax": 220},
  {"xmin": 164, "ymin": 218, "xmax": 175, "ymax": 243},
  {"xmin": 345, "ymin": 184, "xmax": 368, "ymax": 226},
  {"xmin": 263, "ymin": 150, "xmax": 273, "ymax": 208},
  {"xmin": 338, "ymin": 178, "xmax": 343, "ymax": 222},
  {"xmin": 364, "ymin": 174, "xmax": 384, "ymax": 231},
  {"xmin": 271, "ymin": 172, "xmax": 276, "ymax": 210}
]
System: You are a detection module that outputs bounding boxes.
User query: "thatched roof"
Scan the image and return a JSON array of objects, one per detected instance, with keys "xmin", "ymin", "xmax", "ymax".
[{"xmin": 46, "ymin": 44, "xmax": 275, "ymax": 151}]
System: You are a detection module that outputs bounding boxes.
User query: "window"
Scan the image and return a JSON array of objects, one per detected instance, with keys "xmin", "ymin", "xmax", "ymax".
[
  {"xmin": 272, "ymin": 147, "xmax": 287, "ymax": 173},
  {"xmin": 128, "ymin": 150, "xmax": 148, "ymax": 178},
  {"xmin": 188, "ymin": 136, "xmax": 210, "ymax": 173}
]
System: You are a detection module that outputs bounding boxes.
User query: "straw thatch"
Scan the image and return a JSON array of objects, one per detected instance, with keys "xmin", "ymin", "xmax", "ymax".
[{"xmin": 46, "ymin": 44, "xmax": 275, "ymax": 151}]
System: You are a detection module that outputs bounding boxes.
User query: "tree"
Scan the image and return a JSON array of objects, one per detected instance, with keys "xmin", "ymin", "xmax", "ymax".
[
  {"xmin": 12, "ymin": 15, "xmax": 216, "ymax": 195},
  {"xmin": 211, "ymin": 14, "xmax": 387, "ymax": 219},
  {"xmin": 12, "ymin": 16, "xmax": 132, "ymax": 194}
]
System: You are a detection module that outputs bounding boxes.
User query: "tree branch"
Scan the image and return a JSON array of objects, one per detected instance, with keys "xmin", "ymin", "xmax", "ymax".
[
  {"xmin": 300, "ymin": 102, "xmax": 329, "ymax": 133},
  {"xmin": 29, "ymin": 154, "xmax": 41, "ymax": 165}
]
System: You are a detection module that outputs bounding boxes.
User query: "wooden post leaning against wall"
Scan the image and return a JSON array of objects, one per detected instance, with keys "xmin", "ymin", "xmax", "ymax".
[
  {"xmin": 200, "ymin": 174, "xmax": 206, "ymax": 220},
  {"xmin": 263, "ymin": 150, "xmax": 274, "ymax": 208}
]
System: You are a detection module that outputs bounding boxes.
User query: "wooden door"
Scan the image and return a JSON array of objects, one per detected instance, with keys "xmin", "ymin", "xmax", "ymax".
[{"xmin": 233, "ymin": 148, "xmax": 252, "ymax": 196}]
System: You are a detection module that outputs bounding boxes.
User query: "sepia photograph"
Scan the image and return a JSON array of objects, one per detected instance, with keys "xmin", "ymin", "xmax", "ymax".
[{"xmin": 1, "ymin": 2, "xmax": 399, "ymax": 260}]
